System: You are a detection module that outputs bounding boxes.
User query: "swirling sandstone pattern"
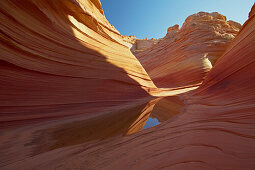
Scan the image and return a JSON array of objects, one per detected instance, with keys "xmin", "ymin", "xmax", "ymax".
[
  {"xmin": 0, "ymin": 0, "xmax": 158, "ymax": 126},
  {"xmin": 58, "ymin": 5, "xmax": 254, "ymax": 169},
  {"xmin": 4, "ymin": 3, "xmax": 254, "ymax": 170},
  {"xmin": 135, "ymin": 12, "xmax": 241, "ymax": 88},
  {"xmin": 0, "ymin": 0, "xmax": 158, "ymax": 166},
  {"xmin": 1, "ymin": 0, "xmax": 255, "ymax": 169},
  {"xmin": 0, "ymin": 0, "xmax": 198, "ymax": 167}
]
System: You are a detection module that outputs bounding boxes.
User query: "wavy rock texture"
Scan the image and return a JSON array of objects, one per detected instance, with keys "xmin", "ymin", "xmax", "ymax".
[
  {"xmin": 0, "ymin": 0, "xmax": 159, "ymax": 126},
  {"xmin": 0, "ymin": 0, "xmax": 159, "ymax": 166},
  {"xmin": 0, "ymin": 0, "xmax": 200, "ymax": 167},
  {"xmin": 1, "ymin": 0, "xmax": 255, "ymax": 169},
  {"xmin": 4, "ymin": 3, "xmax": 255, "ymax": 170},
  {"xmin": 136, "ymin": 12, "xmax": 241, "ymax": 88}
]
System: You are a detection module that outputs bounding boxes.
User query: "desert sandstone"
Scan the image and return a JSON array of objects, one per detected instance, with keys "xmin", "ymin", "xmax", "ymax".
[
  {"xmin": 135, "ymin": 12, "xmax": 241, "ymax": 88},
  {"xmin": 0, "ymin": 0, "xmax": 255, "ymax": 170}
]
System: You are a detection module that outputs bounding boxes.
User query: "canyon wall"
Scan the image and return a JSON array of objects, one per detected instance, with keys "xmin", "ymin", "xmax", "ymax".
[
  {"xmin": 135, "ymin": 12, "xmax": 241, "ymax": 88},
  {"xmin": 131, "ymin": 38, "xmax": 160, "ymax": 53},
  {"xmin": 0, "ymin": 0, "xmax": 158, "ymax": 127},
  {"xmin": 0, "ymin": 1, "xmax": 195, "ymax": 166},
  {"xmin": 5, "ymin": 3, "xmax": 255, "ymax": 170},
  {"xmin": 1, "ymin": 0, "xmax": 255, "ymax": 169},
  {"xmin": 54, "ymin": 4, "xmax": 254, "ymax": 169},
  {"xmin": 0, "ymin": 0, "xmax": 158, "ymax": 166},
  {"xmin": 123, "ymin": 35, "xmax": 161, "ymax": 54}
]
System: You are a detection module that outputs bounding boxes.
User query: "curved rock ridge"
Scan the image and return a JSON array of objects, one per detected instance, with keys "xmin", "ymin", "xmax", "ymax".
[
  {"xmin": 0, "ymin": 0, "xmax": 161, "ymax": 166},
  {"xmin": 135, "ymin": 11, "xmax": 241, "ymax": 88},
  {"xmin": 122, "ymin": 35, "xmax": 161, "ymax": 54},
  {"xmin": 131, "ymin": 38, "xmax": 161, "ymax": 53},
  {"xmin": 0, "ymin": 0, "xmax": 159, "ymax": 127},
  {"xmin": 1, "ymin": 0, "xmax": 255, "ymax": 169},
  {"xmin": 5, "ymin": 3, "xmax": 255, "ymax": 170},
  {"xmin": 0, "ymin": 1, "xmax": 200, "ymax": 167}
]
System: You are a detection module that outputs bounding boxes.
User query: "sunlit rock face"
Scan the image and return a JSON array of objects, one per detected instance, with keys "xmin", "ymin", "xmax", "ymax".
[
  {"xmin": 135, "ymin": 12, "xmax": 241, "ymax": 88},
  {"xmin": 0, "ymin": 0, "xmax": 158, "ymax": 126},
  {"xmin": 6, "ymin": 4, "xmax": 255, "ymax": 170},
  {"xmin": 1, "ymin": 0, "xmax": 255, "ymax": 169},
  {"xmin": 28, "ymin": 4, "xmax": 254, "ymax": 169},
  {"xmin": 0, "ymin": 0, "xmax": 159, "ymax": 166},
  {"xmin": 123, "ymin": 35, "xmax": 161, "ymax": 54},
  {"xmin": 131, "ymin": 38, "xmax": 161, "ymax": 54},
  {"xmin": 122, "ymin": 35, "xmax": 137, "ymax": 48}
]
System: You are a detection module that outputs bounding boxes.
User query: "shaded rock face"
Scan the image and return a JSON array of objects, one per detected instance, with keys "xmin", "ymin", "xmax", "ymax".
[
  {"xmin": 0, "ymin": 0, "xmax": 158, "ymax": 165},
  {"xmin": 0, "ymin": 0, "xmax": 158, "ymax": 126},
  {"xmin": 9, "ymin": 4, "xmax": 254, "ymax": 170},
  {"xmin": 1, "ymin": 0, "xmax": 255, "ymax": 170},
  {"xmin": 135, "ymin": 11, "xmax": 241, "ymax": 88}
]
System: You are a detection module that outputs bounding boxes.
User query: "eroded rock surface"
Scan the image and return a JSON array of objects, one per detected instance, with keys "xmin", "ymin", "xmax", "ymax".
[
  {"xmin": 131, "ymin": 38, "xmax": 161, "ymax": 54},
  {"xmin": 0, "ymin": 0, "xmax": 199, "ymax": 167},
  {"xmin": 135, "ymin": 12, "xmax": 241, "ymax": 88},
  {"xmin": 30, "ymin": 5, "xmax": 254, "ymax": 170},
  {"xmin": 1, "ymin": 0, "xmax": 255, "ymax": 170},
  {"xmin": 0, "ymin": 0, "xmax": 158, "ymax": 166},
  {"xmin": 0, "ymin": 0, "xmax": 158, "ymax": 126},
  {"xmin": 123, "ymin": 35, "xmax": 161, "ymax": 54}
]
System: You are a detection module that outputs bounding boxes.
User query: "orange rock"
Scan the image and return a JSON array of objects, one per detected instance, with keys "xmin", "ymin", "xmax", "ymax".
[
  {"xmin": 135, "ymin": 12, "xmax": 241, "ymax": 88},
  {"xmin": 4, "ymin": 3, "xmax": 254, "ymax": 170},
  {"xmin": 1, "ymin": 0, "xmax": 255, "ymax": 169},
  {"xmin": 0, "ymin": 0, "xmax": 197, "ymax": 167},
  {"xmin": 0, "ymin": 0, "xmax": 158, "ymax": 127},
  {"xmin": 0, "ymin": 0, "xmax": 160, "ymax": 166},
  {"xmin": 131, "ymin": 38, "xmax": 161, "ymax": 54},
  {"xmin": 150, "ymin": 95, "xmax": 184, "ymax": 122},
  {"xmin": 33, "ymin": 4, "xmax": 254, "ymax": 169}
]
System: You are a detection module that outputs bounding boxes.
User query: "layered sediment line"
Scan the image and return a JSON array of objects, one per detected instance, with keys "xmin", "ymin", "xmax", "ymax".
[
  {"xmin": 135, "ymin": 12, "xmax": 241, "ymax": 88},
  {"xmin": 0, "ymin": 0, "xmax": 198, "ymax": 167},
  {"xmin": 5, "ymin": 3, "xmax": 255, "ymax": 170},
  {"xmin": 1, "ymin": 0, "xmax": 255, "ymax": 169},
  {"xmin": 0, "ymin": 0, "xmax": 158, "ymax": 166},
  {"xmin": 0, "ymin": 0, "xmax": 158, "ymax": 126}
]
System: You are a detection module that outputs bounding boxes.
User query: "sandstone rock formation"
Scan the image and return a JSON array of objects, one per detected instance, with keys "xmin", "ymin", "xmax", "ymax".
[
  {"xmin": 122, "ymin": 35, "xmax": 136, "ymax": 48},
  {"xmin": 150, "ymin": 95, "xmax": 184, "ymax": 122},
  {"xmin": 0, "ymin": 0, "xmax": 158, "ymax": 127},
  {"xmin": 6, "ymin": 4, "xmax": 254, "ymax": 169},
  {"xmin": 0, "ymin": 0, "xmax": 197, "ymax": 167},
  {"xmin": 135, "ymin": 12, "xmax": 241, "ymax": 88},
  {"xmin": 1, "ymin": 0, "xmax": 255, "ymax": 169},
  {"xmin": 0, "ymin": 0, "xmax": 156, "ymax": 166},
  {"xmin": 131, "ymin": 38, "xmax": 161, "ymax": 54},
  {"xmin": 123, "ymin": 35, "xmax": 161, "ymax": 54}
]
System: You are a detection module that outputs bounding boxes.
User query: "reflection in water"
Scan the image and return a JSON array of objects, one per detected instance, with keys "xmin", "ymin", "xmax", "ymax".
[
  {"xmin": 30, "ymin": 96, "xmax": 185, "ymax": 155},
  {"xmin": 31, "ymin": 98, "xmax": 159, "ymax": 154},
  {"xmin": 143, "ymin": 96, "xmax": 184, "ymax": 130},
  {"xmin": 143, "ymin": 117, "xmax": 160, "ymax": 129}
]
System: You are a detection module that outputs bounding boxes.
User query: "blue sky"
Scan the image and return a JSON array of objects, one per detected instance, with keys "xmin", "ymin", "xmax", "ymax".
[{"xmin": 101, "ymin": 0, "xmax": 255, "ymax": 39}]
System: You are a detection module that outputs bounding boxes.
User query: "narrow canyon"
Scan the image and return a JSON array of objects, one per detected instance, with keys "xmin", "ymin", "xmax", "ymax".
[{"xmin": 0, "ymin": 0, "xmax": 255, "ymax": 169}]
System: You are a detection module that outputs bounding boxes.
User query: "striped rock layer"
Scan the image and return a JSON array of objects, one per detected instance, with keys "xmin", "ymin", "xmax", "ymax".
[
  {"xmin": 1, "ymin": 0, "xmax": 255, "ymax": 170},
  {"xmin": 0, "ymin": 0, "xmax": 157, "ymax": 166},
  {"xmin": 0, "ymin": 0, "xmax": 158, "ymax": 127},
  {"xmin": 135, "ymin": 12, "xmax": 241, "ymax": 88}
]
